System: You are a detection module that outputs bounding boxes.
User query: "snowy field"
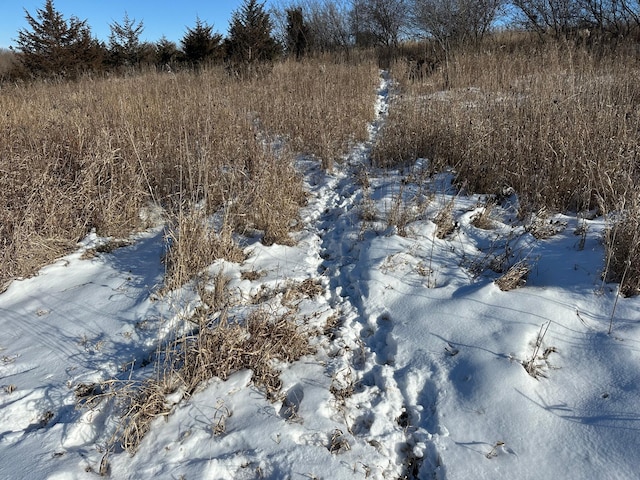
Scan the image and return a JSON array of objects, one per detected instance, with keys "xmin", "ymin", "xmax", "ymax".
[{"xmin": 1, "ymin": 73, "xmax": 639, "ymax": 480}]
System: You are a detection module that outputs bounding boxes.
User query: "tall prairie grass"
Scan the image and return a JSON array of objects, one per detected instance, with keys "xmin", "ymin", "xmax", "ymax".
[
  {"xmin": 0, "ymin": 58, "xmax": 379, "ymax": 290},
  {"xmin": 375, "ymin": 39, "xmax": 640, "ymax": 294}
]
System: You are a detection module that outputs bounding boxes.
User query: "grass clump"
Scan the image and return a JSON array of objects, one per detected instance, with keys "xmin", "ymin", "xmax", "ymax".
[
  {"xmin": 162, "ymin": 209, "xmax": 245, "ymax": 292},
  {"xmin": 434, "ymin": 198, "xmax": 456, "ymax": 239},
  {"xmin": 470, "ymin": 199, "xmax": 497, "ymax": 230},
  {"xmin": 114, "ymin": 308, "xmax": 313, "ymax": 453},
  {"xmin": 495, "ymin": 260, "xmax": 530, "ymax": 291},
  {"xmin": 603, "ymin": 206, "xmax": 640, "ymax": 297}
]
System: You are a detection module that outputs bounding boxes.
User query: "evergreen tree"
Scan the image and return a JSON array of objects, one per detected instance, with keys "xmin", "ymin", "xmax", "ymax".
[
  {"xmin": 155, "ymin": 36, "xmax": 180, "ymax": 68},
  {"xmin": 181, "ymin": 18, "xmax": 223, "ymax": 67},
  {"xmin": 226, "ymin": 0, "xmax": 280, "ymax": 66},
  {"xmin": 285, "ymin": 7, "xmax": 310, "ymax": 58},
  {"xmin": 14, "ymin": 0, "xmax": 100, "ymax": 78},
  {"xmin": 108, "ymin": 12, "xmax": 144, "ymax": 67}
]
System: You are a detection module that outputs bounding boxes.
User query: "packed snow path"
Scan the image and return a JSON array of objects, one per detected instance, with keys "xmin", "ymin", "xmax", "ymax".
[{"xmin": 305, "ymin": 71, "xmax": 444, "ymax": 479}]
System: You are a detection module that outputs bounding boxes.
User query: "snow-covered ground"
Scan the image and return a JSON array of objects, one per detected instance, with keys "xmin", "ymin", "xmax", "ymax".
[{"xmin": 1, "ymin": 73, "xmax": 639, "ymax": 480}]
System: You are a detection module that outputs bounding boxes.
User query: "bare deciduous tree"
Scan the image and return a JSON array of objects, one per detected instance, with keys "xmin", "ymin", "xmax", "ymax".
[
  {"xmin": 355, "ymin": 0, "xmax": 409, "ymax": 47},
  {"xmin": 578, "ymin": 0, "xmax": 640, "ymax": 37},
  {"xmin": 308, "ymin": 0, "xmax": 354, "ymax": 51},
  {"xmin": 510, "ymin": 0, "xmax": 581, "ymax": 38},
  {"xmin": 411, "ymin": 0, "xmax": 503, "ymax": 47}
]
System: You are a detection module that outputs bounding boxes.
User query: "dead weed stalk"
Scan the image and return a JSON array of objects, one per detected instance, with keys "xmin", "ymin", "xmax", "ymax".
[{"xmin": 522, "ymin": 321, "xmax": 557, "ymax": 379}]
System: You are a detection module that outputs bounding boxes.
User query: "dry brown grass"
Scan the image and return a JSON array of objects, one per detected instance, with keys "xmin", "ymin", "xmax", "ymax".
[
  {"xmin": 162, "ymin": 210, "xmax": 245, "ymax": 292},
  {"xmin": 434, "ymin": 198, "xmax": 456, "ymax": 239},
  {"xmin": 377, "ymin": 38, "xmax": 640, "ymax": 294},
  {"xmin": 0, "ymin": 49, "xmax": 16, "ymax": 80},
  {"xmin": 59, "ymin": 59, "xmax": 378, "ymax": 454},
  {"xmin": 111, "ymin": 306, "xmax": 314, "ymax": 453},
  {"xmin": 495, "ymin": 260, "xmax": 530, "ymax": 291},
  {"xmin": 0, "ymin": 58, "xmax": 379, "ymax": 290},
  {"xmin": 376, "ymin": 41, "xmax": 640, "ymax": 215},
  {"xmin": 603, "ymin": 202, "xmax": 640, "ymax": 297},
  {"xmin": 470, "ymin": 199, "xmax": 497, "ymax": 230},
  {"xmin": 250, "ymin": 57, "xmax": 380, "ymax": 170},
  {"xmin": 80, "ymin": 270, "xmax": 316, "ymax": 454}
]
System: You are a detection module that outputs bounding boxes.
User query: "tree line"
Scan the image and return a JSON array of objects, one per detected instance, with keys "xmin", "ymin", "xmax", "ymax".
[
  {"xmin": 271, "ymin": 0, "xmax": 639, "ymax": 51},
  {"xmin": 8, "ymin": 0, "xmax": 280, "ymax": 79},
  {"xmin": 6, "ymin": 0, "xmax": 640, "ymax": 79}
]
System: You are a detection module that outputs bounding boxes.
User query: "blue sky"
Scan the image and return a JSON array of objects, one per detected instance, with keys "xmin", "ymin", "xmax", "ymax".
[{"xmin": 0, "ymin": 1, "xmax": 276, "ymax": 49}]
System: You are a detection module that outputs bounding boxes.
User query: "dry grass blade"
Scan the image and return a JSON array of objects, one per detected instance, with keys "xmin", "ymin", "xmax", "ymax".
[
  {"xmin": 495, "ymin": 260, "xmax": 530, "ymax": 291},
  {"xmin": 434, "ymin": 199, "xmax": 456, "ymax": 239},
  {"xmin": 486, "ymin": 441, "xmax": 506, "ymax": 459},
  {"xmin": 603, "ymin": 209, "xmax": 640, "ymax": 298},
  {"xmin": 196, "ymin": 271, "xmax": 233, "ymax": 313},
  {"xmin": 119, "ymin": 378, "xmax": 176, "ymax": 452},
  {"xmin": 386, "ymin": 184, "xmax": 419, "ymax": 237},
  {"xmin": 290, "ymin": 278, "xmax": 324, "ymax": 300},
  {"xmin": 328, "ymin": 428, "xmax": 351, "ymax": 454},
  {"xmin": 471, "ymin": 199, "xmax": 497, "ymax": 230}
]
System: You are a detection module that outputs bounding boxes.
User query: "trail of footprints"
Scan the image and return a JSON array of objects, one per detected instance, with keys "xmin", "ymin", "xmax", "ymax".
[{"xmin": 309, "ymin": 71, "xmax": 444, "ymax": 479}]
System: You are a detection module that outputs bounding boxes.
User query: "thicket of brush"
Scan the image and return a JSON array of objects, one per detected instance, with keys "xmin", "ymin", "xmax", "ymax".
[
  {"xmin": 0, "ymin": 57, "xmax": 378, "ymax": 291},
  {"xmin": 375, "ymin": 36, "xmax": 640, "ymax": 295}
]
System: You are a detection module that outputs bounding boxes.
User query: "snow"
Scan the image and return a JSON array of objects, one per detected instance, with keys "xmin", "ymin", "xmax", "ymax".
[{"xmin": 1, "ymin": 72, "xmax": 639, "ymax": 480}]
